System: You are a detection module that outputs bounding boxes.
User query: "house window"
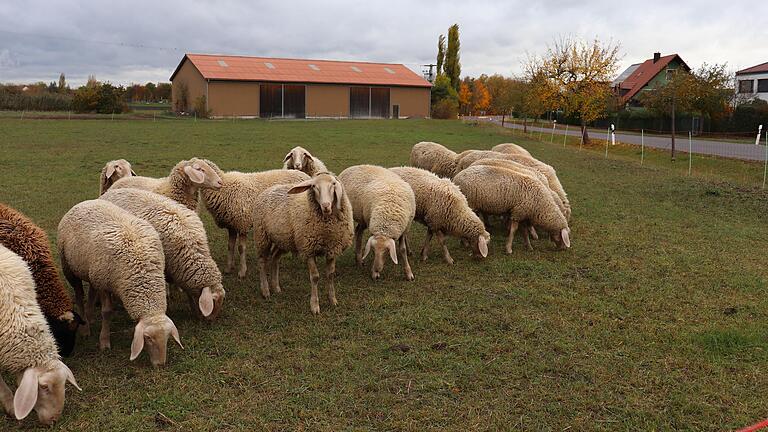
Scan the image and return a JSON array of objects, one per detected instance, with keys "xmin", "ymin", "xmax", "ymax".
[
  {"xmin": 758, "ymin": 79, "xmax": 768, "ymax": 93},
  {"xmin": 665, "ymin": 69, "xmax": 675, "ymax": 81},
  {"xmin": 739, "ymin": 79, "xmax": 755, "ymax": 94}
]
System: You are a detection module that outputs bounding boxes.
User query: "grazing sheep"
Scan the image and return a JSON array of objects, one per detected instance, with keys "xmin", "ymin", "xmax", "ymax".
[
  {"xmin": 111, "ymin": 158, "xmax": 222, "ymax": 211},
  {"xmin": 454, "ymin": 165, "xmax": 571, "ymax": 253},
  {"xmin": 389, "ymin": 167, "xmax": 489, "ymax": 264},
  {"xmin": 199, "ymin": 161, "xmax": 310, "ymax": 278},
  {"xmin": 99, "ymin": 159, "xmax": 136, "ymax": 195},
  {"xmin": 252, "ymin": 173, "xmax": 354, "ymax": 314},
  {"xmin": 100, "ymin": 189, "xmax": 226, "ymax": 320},
  {"xmin": 0, "ymin": 245, "xmax": 81, "ymax": 425},
  {"xmin": 491, "ymin": 143, "xmax": 532, "ymax": 157},
  {"xmin": 409, "ymin": 141, "xmax": 459, "ymax": 178},
  {"xmin": 455, "ymin": 150, "xmax": 570, "ymax": 219},
  {"xmin": 338, "ymin": 165, "xmax": 416, "ymax": 281},
  {"xmin": 57, "ymin": 200, "xmax": 182, "ymax": 367},
  {"xmin": 282, "ymin": 146, "xmax": 328, "ymax": 177},
  {"xmin": 0, "ymin": 204, "xmax": 83, "ymax": 357}
]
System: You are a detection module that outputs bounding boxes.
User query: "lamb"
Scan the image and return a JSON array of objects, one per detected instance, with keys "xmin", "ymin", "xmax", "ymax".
[
  {"xmin": 57, "ymin": 200, "xmax": 183, "ymax": 367},
  {"xmin": 110, "ymin": 158, "xmax": 222, "ymax": 211},
  {"xmin": 453, "ymin": 165, "xmax": 571, "ymax": 253},
  {"xmin": 99, "ymin": 159, "xmax": 136, "ymax": 195},
  {"xmin": 338, "ymin": 165, "xmax": 416, "ymax": 281},
  {"xmin": 252, "ymin": 173, "xmax": 354, "ymax": 314},
  {"xmin": 409, "ymin": 141, "xmax": 459, "ymax": 178},
  {"xmin": 0, "ymin": 245, "xmax": 81, "ymax": 425},
  {"xmin": 491, "ymin": 143, "xmax": 532, "ymax": 157},
  {"xmin": 454, "ymin": 150, "xmax": 570, "ymax": 219},
  {"xmin": 0, "ymin": 204, "xmax": 84, "ymax": 357},
  {"xmin": 100, "ymin": 189, "xmax": 226, "ymax": 320},
  {"xmin": 282, "ymin": 146, "xmax": 329, "ymax": 177},
  {"xmin": 199, "ymin": 162, "xmax": 310, "ymax": 278},
  {"xmin": 389, "ymin": 167, "xmax": 489, "ymax": 264}
]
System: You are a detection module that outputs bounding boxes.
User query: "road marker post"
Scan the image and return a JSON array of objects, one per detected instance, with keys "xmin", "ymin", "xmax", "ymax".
[
  {"xmin": 563, "ymin": 124, "xmax": 568, "ymax": 147},
  {"xmin": 688, "ymin": 131, "xmax": 692, "ymax": 176},
  {"xmin": 756, "ymin": 125, "xmax": 763, "ymax": 146},
  {"xmin": 641, "ymin": 129, "xmax": 645, "ymax": 165},
  {"xmin": 550, "ymin": 120, "xmax": 557, "ymax": 143}
]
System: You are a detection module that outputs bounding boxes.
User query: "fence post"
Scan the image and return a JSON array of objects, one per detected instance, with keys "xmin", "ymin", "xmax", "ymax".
[
  {"xmin": 579, "ymin": 127, "xmax": 584, "ymax": 151},
  {"xmin": 550, "ymin": 121, "xmax": 556, "ymax": 143},
  {"xmin": 563, "ymin": 124, "xmax": 568, "ymax": 147},
  {"xmin": 21, "ymin": 110, "xmax": 24, "ymax": 120},
  {"xmin": 641, "ymin": 129, "xmax": 645, "ymax": 165},
  {"xmin": 604, "ymin": 131, "xmax": 609, "ymax": 158},
  {"xmin": 688, "ymin": 131, "xmax": 692, "ymax": 176},
  {"xmin": 763, "ymin": 132, "xmax": 767, "ymax": 189}
]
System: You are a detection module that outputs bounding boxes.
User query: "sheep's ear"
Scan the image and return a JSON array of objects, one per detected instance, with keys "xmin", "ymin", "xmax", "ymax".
[
  {"xmin": 169, "ymin": 320, "xmax": 183, "ymax": 349},
  {"xmin": 478, "ymin": 235, "xmax": 488, "ymax": 257},
  {"xmin": 130, "ymin": 169, "xmax": 137, "ymax": 176},
  {"xmin": 288, "ymin": 179, "xmax": 314, "ymax": 194},
  {"xmin": 99, "ymin": 172, "xmax": 109, "ymax": 195},
  {"xmin": 130, "ymin": 320, "xmax": 146, "ymax": 361},
  {"xmin": 199, "ymin": 287, "xmax": 214, "ymax": 317},
  {"xmin": 14, "ymin": 368, "xmax": 39, "ymax": 420},
  {"xmin": 184, "ymin": 165, "xmax": 205, "ymax": 184},
  {"xmin": 561, "ymin": 228, "xmax": 571, "ymax": 248},
  {"xmin": 333, "ymin": 181, "xmax": 343, "ymax": 210},
  {"xmin": 106, "ymin": 165, "xmax": 116, "ymax": 179},
  {"xmin": 283, "ymin": 152, "xmax": 292, "ymax": 163},
  {"xmin": 61, "ymin": 362, "xmax": 81, "ymax": 391},
  {"xmin": 362, "ymin": 236, "xmax": 374, "ymax": 260},
  {"xmin": 303, "ymin": 152, "xmax": 313, "ymax": 165},
  {"xmin": 386, "ymin": 238, "xmax": 398, "ymax": 264}
]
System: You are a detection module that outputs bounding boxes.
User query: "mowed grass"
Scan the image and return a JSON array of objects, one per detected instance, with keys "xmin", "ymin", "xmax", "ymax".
[{"xmin": 1, "ymin": 118, "xmax": 768, "ymax": 431}]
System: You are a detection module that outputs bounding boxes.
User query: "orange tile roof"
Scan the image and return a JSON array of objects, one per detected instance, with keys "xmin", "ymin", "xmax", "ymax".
[
  {"xmin": 736, "ymin": 62, "xmax": 768, "ymax": 75},
  {"xmin": 171, "ymin": 54, "xmax": 432, "ymax": 88},
  {"xmin": 618, "ymin": 54, "xmax": 690, "ymax": 104}
]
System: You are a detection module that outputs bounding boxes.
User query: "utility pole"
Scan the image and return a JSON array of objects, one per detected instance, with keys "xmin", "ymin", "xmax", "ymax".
[{"xmin": 422, "ymin": 64, "xmax": 437, "ymax": 83}]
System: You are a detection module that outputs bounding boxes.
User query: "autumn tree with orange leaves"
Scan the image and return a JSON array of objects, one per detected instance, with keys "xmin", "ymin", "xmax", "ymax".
[
  {"xmin": 458, "ymin": 82, "xmax": 472, "ymax": 115},
  {"xmin": 473, "ymin": 81, "xmax": 491, "ymax": 114}
]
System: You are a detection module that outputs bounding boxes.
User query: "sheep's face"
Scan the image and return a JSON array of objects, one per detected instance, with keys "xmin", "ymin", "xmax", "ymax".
[
  {"xmin": 184, "ymin": 160, "xmax": 223, "ymax": 190},
  {"xmin": 283, "ymin": 147, "xmax": 312, "ymax": 173},
  {"xmin": 288, "ymin": 173, "xmax": 343, "ymax": 217},
  {"xmin": 198, "ymin": 285, "xmax": 226, "ymax": 320},
  {"xmin": 469, "ymin": 231, "xmax": 490, "ymax": 258},
  {"xmin": 550, "ymin": 228, "xmax": 571, "ymax": 250},
  {"xmin": 13, "ymin": 361, "xmax": 80, "ymax": 425},
  {"xmin": 130, "ymin": 315, "xmax": 183, "ymax": 367},
  {"xmin": 105, "ymin": 160, "xmax": 136, "ymax": 182},
  {"xmin": 362, "ymin": 234, "xmax": 398, "ymax": 280}
]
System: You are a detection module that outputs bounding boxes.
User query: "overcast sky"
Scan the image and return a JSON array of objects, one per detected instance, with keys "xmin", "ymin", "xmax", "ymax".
[{"xmin": 0, "ymin": 0, "xmax": 766, "ymax": 86}]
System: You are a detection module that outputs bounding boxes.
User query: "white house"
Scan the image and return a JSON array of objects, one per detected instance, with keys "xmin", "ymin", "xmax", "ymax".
[{"xmin": 736, "ymin": 62, "xmax": 768, "ymax": 102}]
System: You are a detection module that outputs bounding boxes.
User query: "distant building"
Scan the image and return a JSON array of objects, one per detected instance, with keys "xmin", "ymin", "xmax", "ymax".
[
  {"xmin": 736, "ymin": 62, "xmax": 768, "ymax": 102},
  {"xmin": 170, "ymin": 54, "xmax": 432, "ymax": 119},
  {"xmin": 613, "ymin": 52, "xmax": 691, "ymax": 106}
]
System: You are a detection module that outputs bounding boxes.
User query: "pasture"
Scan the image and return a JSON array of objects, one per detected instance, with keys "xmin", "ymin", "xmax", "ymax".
[{"xmin": 1, "ymin": 118, "xmax": 767, "ymax": 431}]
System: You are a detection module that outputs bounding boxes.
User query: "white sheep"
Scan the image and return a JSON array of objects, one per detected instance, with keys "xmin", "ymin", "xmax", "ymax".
[
  {"xmin": 491, "ymin": 143, "xmax": 532, "ymax": 157},
  {"xmin": 0, "ymin": 245, "xmax": 80, "ymax": 425},
  {"xmin": 100, "ymin": 188, "xmax": 226, "ymax": 320},
  {"xmin": 389, "ymin": 167, "xmax": 489, "ymax": 264},
  {"xmin": 99, "ymin": 159, "xmax": 136, "ymax": 195},
  {"xmin": 282, "ymin": 146, "xmax": 329, "ymax": 177},
  {"xmin": 252, "ymin": 173, "xmax": 354, "ymax": 314},
  {"xmin": 453, "ymin": 165, "xmax": 571, "ymax": 253},
  {"xmin": 338, "ymin": 165, "xmax": 416, "ymax": 281},
  {"xmin": 57, "ymin": 200, "xmax": 183, "ymax": 367},
  {"xmin": 110, "ymin": 158, "xmax": 222, "ymax": 211},
  {"xmin": 409, "ymin": 141, "xmax": 459, "ymax": 178}
]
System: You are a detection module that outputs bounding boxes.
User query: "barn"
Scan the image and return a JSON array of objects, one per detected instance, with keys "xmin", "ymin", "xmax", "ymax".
[{"xmin": 170, "ymin": 54, "xmax": 432, "ymax": 119}]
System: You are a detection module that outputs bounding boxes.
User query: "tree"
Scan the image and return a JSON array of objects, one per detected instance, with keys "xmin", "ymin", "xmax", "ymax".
[
  {"xmin": 690, "ymin": 63, "xmax": 732, "ymax": 132},
  {"xmin": 640, "ymin": 71, "xmax": 696, "ymax": 159},
  {"xmin": 430, "ymin": 75, "xmax": 459, "ymax": 119},
  {"xmin": 458, "ymin": 82, "xmax": 472, "ymax": 115},
  {"xmin": 473, "ymin": 81, "xmax": 491, "ymax": 114},
  {"xmin": 444, "ymin": 24, "xmax": 461, "ymax": 91},
  {"xmin": 536, "ymin": 37, "xmax": 621, "ymax": 144},
  {"xmin": 57, "ymin": 73, "xmax": 66, "ymax": 93},
  {"xmin": 436, "ymin": 34, "xmax": 446, "ymax": 76},
  {"xmin": 174, "ymin": 80, "xmax": 189, "ymax": 112}
]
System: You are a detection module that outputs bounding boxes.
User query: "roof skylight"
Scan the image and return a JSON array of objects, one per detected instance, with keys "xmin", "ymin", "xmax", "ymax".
[
  {"xmin": 350, "ymin": 66, "xmax": 362, "ymax": 72},
  {"xmin": 217, "ymin": 60, "xmax": 229, "ymax": 67},
  {"xmin": 264, "ymin": 62, "xmax": 275, "ymax": 69},
  {"xmin": 308, "ymin": 64, "xmax": 320, "ymax": 71}
]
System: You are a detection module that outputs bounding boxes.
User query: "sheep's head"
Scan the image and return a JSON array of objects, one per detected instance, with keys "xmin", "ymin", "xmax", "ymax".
[
  {"xmin": 288, "ymin": 173, "xmax": 344, "ymax": 217},
  {"xmin": 100, "ymin": 159, "xmax": 136, "ymax": 194},
  {"xmin": 550, "ymin": 227, "xmax": 571, "ymax": 250},
  {"xmin": 362, "ymin": 234, "xmax": 398, "ymax": 280},
  {"xmin": 130, "ymin": 314, "xmax": 183, "ymax": 367},
  {"xmin": 468, "ymin": 231, "xmax": 490, "ymax": 258},
  {"xmin": 49, "ymin": 311, "xmax": 85, "ymax": 357},
  {"xmin": 13, "ymin": 360, "xmax": 80, "ymax": 425},
  {"xmin": 198, "ymin": 285, "xmax": 226, "ymax": 320},
  {"xmin": 183, "ymin": 159, "xmax": 223, "ymax": 190},
  {"xmin": 283, "ymin": 146, "xmax": 314, "ymax": 173}
]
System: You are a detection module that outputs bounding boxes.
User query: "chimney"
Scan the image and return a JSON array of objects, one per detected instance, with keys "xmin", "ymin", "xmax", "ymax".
[{"xmin": 653, "ymin": 52, "xmax": 661, "ymax": 63}]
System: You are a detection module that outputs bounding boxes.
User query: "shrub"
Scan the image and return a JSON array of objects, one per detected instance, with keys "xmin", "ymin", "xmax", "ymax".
[
  {"xmin": 72, "ymin": 82, "xmax": 127, "ymax": 114},
  {"xmin": 432, "ymin": 98, "xmax": 459, "ymax": 119},
  {"xmin": 0, "ymin": 85, "xmax": 72, "ymax": 111},
  {"xmin": 192, "ymin": 95, "xmax": 211, "ymax": 118}
]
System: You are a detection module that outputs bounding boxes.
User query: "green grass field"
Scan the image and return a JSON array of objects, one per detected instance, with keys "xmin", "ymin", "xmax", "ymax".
[{"xmin": 1, "ymin": 118, "xmax": 767, "ymax": 431}]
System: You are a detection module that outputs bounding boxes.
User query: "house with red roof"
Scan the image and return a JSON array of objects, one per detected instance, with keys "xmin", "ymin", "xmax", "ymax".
[
  {"xmin": 736, "ymin": 62, "xmax": 768, "ymax": 102},
  {"xmin": 612, "ymin": 52, "xmax": 691, "ymax": 106},
  {"xmin": 169, "ymin": 53, "xmax": 432, "ymax": 118}
]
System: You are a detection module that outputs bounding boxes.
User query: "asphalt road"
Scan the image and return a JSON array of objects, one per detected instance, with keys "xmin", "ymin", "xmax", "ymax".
[{"xmin": 480, "ymin": 117, "xmax": 767, "ymax": 162}]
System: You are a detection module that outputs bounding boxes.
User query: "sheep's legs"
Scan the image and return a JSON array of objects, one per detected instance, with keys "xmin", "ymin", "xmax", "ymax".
[
  {"xmin": 269, "ymin": 251, "xmax": 282, "ymax": 294},
  {"xmin": 307, "ymin": 257, "xmax": 321, "ymax": 314},
  {"xmin": 98, "ymin": 290, "xmax": 113, "ymax": 350},
  {"xmin": 528, "ymin": 225, "xmax": 539, "ymax": 240},
  {"xmin": 421, "ymin": 228, "xmax": 433, "ymax": 261},
  {"xmin": 326, "ymin": 256, "xmax": 338, "ymax": 307},
  {"xmin": 225, "ymin": 228, "xmax": 237, "ymax": 274},
  {"xmin": 354, "ymin": 223, "xmax": 366, "ymax": 265},
  {"xmin": 237, "ymin": 233, "xmax": 248, "ymax": 278},
  {"xmin": 506, "ymin": 221, "xmax": 519, "ymax": 254},
  {"xmin": 257, "ymin": 256, "xmax": 271, "ymax": 298},
  {"xmin": 435, "ymin": 231, "xmax": 454, "ymax": 264},
  {"xmin": 399, "ymin": 235, "xmax": 415, "ymax": 281},
  {"xmin": 521, "ymin": 223, "xmax": 533, "ymax": 251},
  {"xmin": 86, "ymin": 287, "xmax": 97, "ymax": 326},
  {"xmin": 0, "ymin": 376, "xmax": 13, "ymax": 417}
]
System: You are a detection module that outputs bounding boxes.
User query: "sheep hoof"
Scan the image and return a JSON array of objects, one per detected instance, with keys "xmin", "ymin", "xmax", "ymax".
[
  {"xmin": 405, "ymin": 273, "xmax": 415, "ymax": 282},
  {"xmin": 329, "ymin": 296, "xmax": 338, "ymax": 306},
  {"xmin": 371, "ymin": 272, "xmax": 381, "ymax": 280},
  {"xmin": 421, "ymin": 255, "xmax": 429, "ymax": 262},
  {"xmin": 273, "ymin": 285, "xmax": 282, "ymax": 294},
  {"xmin": 238, "ymin": 270, "xmax": 247, "ymax": 279},
  {"xmin": 444, "ymin": 257, "xmax": 455, "ymax": 265},
  {"xmin": 98, "ymin": 340, "xmax": 111, "ymax": 351},
  {"xmin": 505, "ymin": 247, "xmax": 513, "ymax": 254},
  {"xmin": 310, "ymin": 302, "xmax": 320, "ymax": 314}
]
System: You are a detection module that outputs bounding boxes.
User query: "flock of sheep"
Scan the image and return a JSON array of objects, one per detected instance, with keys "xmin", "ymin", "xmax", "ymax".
[{"xmin": 0, "ymin": 141, "xmax": 570, "ymax": 425}]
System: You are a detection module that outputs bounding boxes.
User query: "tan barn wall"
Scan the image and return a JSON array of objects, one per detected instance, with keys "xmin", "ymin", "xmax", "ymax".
[
  {"xmin": 208, "ymin": 82, "xmax": 260, "ymax": 117},
  {"xmin": 171, "ymin": 60, "xmax": 206, "ymax": 112},
  {"xmin": 391, "ymin": 87, "xmax": 430, "ymax": 118},
  {"xmin": 306, "ymin": 85, "xmax": 349, "ymax": 117}
]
